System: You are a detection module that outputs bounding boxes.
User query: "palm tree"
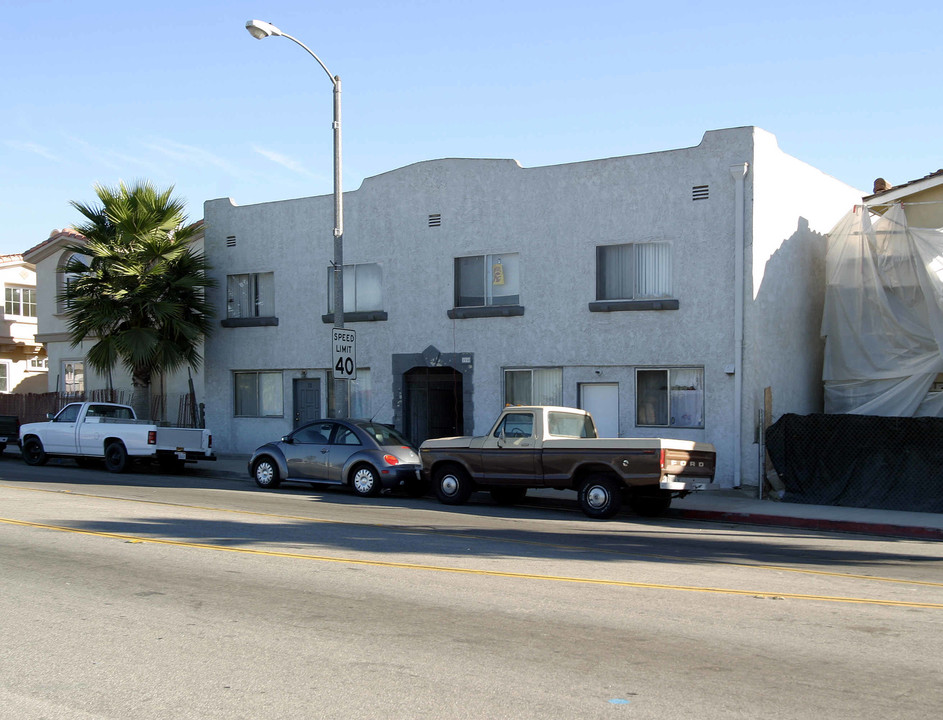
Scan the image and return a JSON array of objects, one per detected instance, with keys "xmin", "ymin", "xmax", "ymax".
[{"xmin": 59, "ymin": 181, "xmax": 215, "ymax": 420}]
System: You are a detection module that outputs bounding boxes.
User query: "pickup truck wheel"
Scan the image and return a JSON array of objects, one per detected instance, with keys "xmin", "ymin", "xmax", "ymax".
[
  {"xmin": 351, "ymin": 464, "xmax": 382, "ymax": 497},
  {"xmin": 253, "ymin": 457, "xmax": 281, "ymax": 489},
  {"xmin": 434, "ymin": 465, "xmax": 473, "ymax": 505},
  {"xmin": 22, "ymin": 438, "xmax": 48, "ymax": 466},
  {"xmin": 104, "ymin": 441, "xmax": 129, "ymax": 473},
  {"xmin": 490, "ymin": 487, "xmax": 528, "ymax": 505},
  {"xmin": 578, "ymin": 475, "xmax": 623, "ymax": 519},
  {"xmin": 629, "ymin": 491, "xmax": 672, "ymax": 517}
]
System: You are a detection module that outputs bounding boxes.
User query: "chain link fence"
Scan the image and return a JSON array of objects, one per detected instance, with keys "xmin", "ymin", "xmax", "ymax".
[{"xmin": 765, "ymin": 413, "xmax": 943, "ymax": 513}]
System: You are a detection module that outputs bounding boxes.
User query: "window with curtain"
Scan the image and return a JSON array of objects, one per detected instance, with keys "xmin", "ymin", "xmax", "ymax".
[
  {"xmin": 504, "ymin": 367, "xmax": 563, "ymax": 406},
  {"xmin": 327, "ymin": 263, "xmax": 383, "ymax": 313},
  {"xmin": 455, "ymin": 253, "xmax": 520, "ymax": 307},
  {"xmin": 234, "ymin": 371, "xmax": 283, "ymax": 417},
  {"xmin": 62, "ymin": 361, "xmax": 84, "ymax": 394},
  {"xmin": 227, "ymin": 273, "xmax": 275, "ymax": 319},
  {"xmin": 636, "ymin": 367, "xmax": 704, "ymax": 428},
  {"xmin": 597, "ymin": 242, "xmax": 671, "ymax": 300}
]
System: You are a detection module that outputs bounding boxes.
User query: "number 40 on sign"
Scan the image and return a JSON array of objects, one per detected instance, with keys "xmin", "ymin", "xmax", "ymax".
[{"xmin": 332, "ymin": 328, "xmax": 357, "ymax": 380}]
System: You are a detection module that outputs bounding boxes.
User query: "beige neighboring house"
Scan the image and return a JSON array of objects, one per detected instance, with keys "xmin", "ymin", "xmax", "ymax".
[
  {"xmin": 0, "ymin": 253, "xmax": 47, "ymax": 393},
  {"xmin": 865, "ymin": 169, "xmax": 943, "ymax": 227},
  {"xmin": 24, "ymin": 227, "xmax": 206, "ymax": 422}
]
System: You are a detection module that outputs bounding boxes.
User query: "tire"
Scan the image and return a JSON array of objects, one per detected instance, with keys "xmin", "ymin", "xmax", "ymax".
[
  {"xmin": 434, "ymin": 464, "xmax": 474, "ymax": 505},
  {"xmin": 628, "ymin": 491, "xmax": 672, "ymax": 517},
  {"xmin": 490, "ymin": 487, "xmax": 528, "ymax": 505},
  {"xmin": 22, "ymin": 437, "xmax": 48, "ymax": 466},
  {"xmin": 578, "ymin": 475, "xmax": 623, "ymax": 519},
  {"xmin": 253, "ymin": 457, "xmax": 281, "ymax": 489},
  {"xmin": 350, "ymin": 464, "xmax": 381, "ymax": 497},
  {"xmin": 104, "ymin": 441, "xmax": 129, "ymax": 473}
]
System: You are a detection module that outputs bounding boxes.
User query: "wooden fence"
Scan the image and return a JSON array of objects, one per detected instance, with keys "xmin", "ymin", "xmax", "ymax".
[{"xmin": 0, "ymin": 390, "xmax": 203, "ymax": 427}]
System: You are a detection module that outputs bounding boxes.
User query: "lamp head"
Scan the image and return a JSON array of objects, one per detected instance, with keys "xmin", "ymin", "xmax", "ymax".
[{"xmin": 246, "ymin": 19, "xmax": 282, "ymax": 39}]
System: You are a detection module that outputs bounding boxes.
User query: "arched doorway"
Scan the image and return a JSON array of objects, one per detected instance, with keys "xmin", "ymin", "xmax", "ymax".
[{"xmin": 404, "ymin": 367, "xmax": 464, "ymax": 445}]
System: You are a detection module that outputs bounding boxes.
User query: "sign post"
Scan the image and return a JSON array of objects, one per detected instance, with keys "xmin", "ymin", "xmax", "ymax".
[{"xmin": 332, "ymin": 327, "xmax": 357, "ymax": 381}]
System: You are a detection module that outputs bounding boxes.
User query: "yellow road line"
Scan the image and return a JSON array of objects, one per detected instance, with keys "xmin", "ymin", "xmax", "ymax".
[
  {"xmin": 2, "ymin": 515, "xmax": 942, "ymax": 610},
  {"xmin": 3, "ymin": 483, "xmax": 942, "ymax": 589}
]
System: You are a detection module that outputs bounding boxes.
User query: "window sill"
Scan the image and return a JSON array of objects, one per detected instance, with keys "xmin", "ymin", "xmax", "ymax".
[
  {"xmin": 448, "ymin": 305, "xmax": 525, "ymax": 319},
  {"xmin": 321, "ymin": 311, "xmax": 388, "ymax": 324},
  {"xmin": 221, "ymin": 317, "xmax": 279, "ymax": 328},
  {"xmin": 589, "ymin": 299, "xmax": 679, "ymax": 312}
]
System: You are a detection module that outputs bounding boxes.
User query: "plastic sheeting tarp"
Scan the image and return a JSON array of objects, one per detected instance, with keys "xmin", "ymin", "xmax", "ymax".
[
  {"xmin": 766, "ymin": 413, "xmax": 943, "ymax": 513},
  {"xmin": 822, "ymin": 204, "xmax": 943, "ymax": 415}
]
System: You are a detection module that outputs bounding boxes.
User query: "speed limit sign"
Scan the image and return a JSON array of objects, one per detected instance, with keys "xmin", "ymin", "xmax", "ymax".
[{"xmin": 331, "ymin": 328, "xmax": 357, "ymax": 380}]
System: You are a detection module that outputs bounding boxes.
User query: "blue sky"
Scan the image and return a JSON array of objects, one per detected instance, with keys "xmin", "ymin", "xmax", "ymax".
[{"xmin": 2, "ymin": 0, "xmax": 941, "ymax": 255}]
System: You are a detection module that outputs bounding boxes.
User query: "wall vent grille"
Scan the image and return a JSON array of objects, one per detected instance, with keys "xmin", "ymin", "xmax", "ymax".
[
  {"xmin": 428, "ymin": 213, "xmax": 442, "ymax": 228},
  {"xmin": 226, "ymin": 235, "xmax": 237, "ymax": 247},
  {"xmin": 692, "ymin": 185, "xmax": 709, "ymax": 201}
]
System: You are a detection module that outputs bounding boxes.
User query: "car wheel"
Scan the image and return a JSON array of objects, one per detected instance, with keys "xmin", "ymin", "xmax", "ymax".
[
  {"xmin": 253, "ymin": 457, "xmax": 281, "ymax": 489},
  {"xmin": 104, "ymin": 441, "xmax": 129, "ymax": 473},
  {"xmin": 490, "ymin": 487, "xmax": 528, "ymax": 505},
  {"xmin": 434, "ymin": 464, "xmax": 473, "ymax": 505},
  {"xmin": 351, "ymin": 464, "xmax": 381, "ymax": 497},
  {"xmin": 628, "ymin": 491, "xmax": 672, "ymax": 517},
  {"xmin": 578, "ymin": 475, "xmax": 623, "ymax": 519},
  {"xmin": 22, "ymin": 438, "xmax": 48, "ymax": 466}
]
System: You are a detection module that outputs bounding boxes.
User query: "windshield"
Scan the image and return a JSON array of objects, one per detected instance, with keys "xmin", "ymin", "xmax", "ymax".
[
  {"xmin": 547, "ymin": 411, "xmax": 597, "ymax": 438},
  {"xmin": 355, "ymin": 422, "xmax": 414, "ymax": 449}
]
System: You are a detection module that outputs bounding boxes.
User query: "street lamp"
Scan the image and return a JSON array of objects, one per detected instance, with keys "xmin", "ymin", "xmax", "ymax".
[{"xmin": 245, "ymin": 19, "xmax": 348, "ymax": 418}]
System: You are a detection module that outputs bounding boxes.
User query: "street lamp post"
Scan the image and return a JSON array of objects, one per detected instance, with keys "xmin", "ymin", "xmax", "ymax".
[{"xmin": 245, "ymin": 19, "xmax": 348, "ymax": 417}]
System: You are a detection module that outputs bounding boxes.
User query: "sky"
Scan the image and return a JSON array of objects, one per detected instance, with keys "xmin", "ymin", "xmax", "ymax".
[{"xmin": 2, "ymin": 0, "xmax": 941, "ymax": 255}]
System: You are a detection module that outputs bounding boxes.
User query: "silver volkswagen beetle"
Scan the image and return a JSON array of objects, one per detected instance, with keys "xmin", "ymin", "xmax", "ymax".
[{"xmin": 248, "ymin": 419, "xmax": 425, "ymax": 497}]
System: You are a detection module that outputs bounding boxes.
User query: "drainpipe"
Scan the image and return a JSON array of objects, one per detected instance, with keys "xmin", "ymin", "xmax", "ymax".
[{"xmin": 730, "ymin": 163, "xmax": 749, "ymax": 488}]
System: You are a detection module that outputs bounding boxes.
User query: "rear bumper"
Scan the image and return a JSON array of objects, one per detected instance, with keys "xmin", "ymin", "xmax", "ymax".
[
  {"xmin": 660, "ymin": 475, "xmax": 712, "ymax": 492},
  {"xmin": 380, "ymin": 464, "xmax": 422, "ymax": 489}
]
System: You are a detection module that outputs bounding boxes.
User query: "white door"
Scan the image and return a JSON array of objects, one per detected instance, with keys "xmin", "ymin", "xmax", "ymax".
[{"xmin": 579, "ymin": 383, "xmax": 619, "ymax": 437}]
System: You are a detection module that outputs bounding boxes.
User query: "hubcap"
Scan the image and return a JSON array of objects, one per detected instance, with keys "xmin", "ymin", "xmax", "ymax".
[
  {"xmin": 440, "ymin": 474, "xmax": 459, "ymax": 496},
  {"xmin": 353, "ymin": 469, "xmax": 375, "ymax": 493},
  {"xmin": 586, "ymin": 485, "xmax": 609, "ymax": 509},
  {"xmin": 257, "ymin": 463, "xmax": 273, "ymax": 484}
]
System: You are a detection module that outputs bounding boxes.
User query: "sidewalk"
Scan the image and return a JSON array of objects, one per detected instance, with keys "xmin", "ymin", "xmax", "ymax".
[{"xmin": 208, "ymin": 454, "xmax": 943, "ymax": 540}]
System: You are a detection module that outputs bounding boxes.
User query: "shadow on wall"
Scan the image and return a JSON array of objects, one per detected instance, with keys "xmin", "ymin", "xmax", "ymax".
[
  {"xmin": 751, "ymin": 216, "xmax": 827, "ymax": 418},
  {"xmin": 12, "ymin": 373, "xmax": 48, "ymax": 394}
]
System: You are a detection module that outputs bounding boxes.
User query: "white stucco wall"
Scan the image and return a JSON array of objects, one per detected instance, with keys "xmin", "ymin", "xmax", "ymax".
[{"xmin": 203, "ymin": 126, "xmax": 862, "ymax": 487}]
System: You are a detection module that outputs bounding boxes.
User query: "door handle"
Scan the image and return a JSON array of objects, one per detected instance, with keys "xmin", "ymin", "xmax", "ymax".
[{"xmin": 320, "ymin": 448, "xmax": 329, "ymax": 454}]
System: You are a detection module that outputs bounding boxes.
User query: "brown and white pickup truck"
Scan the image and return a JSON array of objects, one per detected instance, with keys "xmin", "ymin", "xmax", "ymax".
[{"xmin": 419, "ymin": 405, "xmax": 716, "ymax": 519}]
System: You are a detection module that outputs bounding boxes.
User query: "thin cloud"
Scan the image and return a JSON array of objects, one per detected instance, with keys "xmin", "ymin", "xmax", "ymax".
[
  {"xmin": 144, "ymin": 138, "xmax": 251, "ymax": 181},
  {"xmin": 252, "ymin": 145, "xmax": 318, "ymax": 178},
  {"xmin": 5, "ymin": 140, "xmax": 59, "ymax": 162}
]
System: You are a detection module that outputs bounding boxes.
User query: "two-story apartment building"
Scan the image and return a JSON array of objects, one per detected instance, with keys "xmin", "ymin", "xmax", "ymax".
[
  {"xmin": 202, "ymin": 126, "xmax": 863, "ymax": 486},
  {"xmin": 0, "ymin": 253, "xmax": 46, "ymax": 393}
]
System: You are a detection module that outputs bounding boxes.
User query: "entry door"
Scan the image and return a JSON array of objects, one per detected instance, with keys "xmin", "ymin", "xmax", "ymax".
[
  {"xmin": 579, "ymin": 383, "xmax": 619, "ymax": 437},
  {"xmin": 292, "ymin": 378, "xmax": 321, "ymax": 428},
  {"xmin": 404, "ymin": 367, "xmax": 463, "ymax": 446}
]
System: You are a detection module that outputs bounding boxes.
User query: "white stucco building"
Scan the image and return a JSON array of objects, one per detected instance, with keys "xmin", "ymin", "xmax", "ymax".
[
  {"xmin": 203, "ymin": 126, "xmax": 861, "ymax": 487},
  {"xmin": 0, "ymin": 253, "xmax": 46, "ymax": 394}
]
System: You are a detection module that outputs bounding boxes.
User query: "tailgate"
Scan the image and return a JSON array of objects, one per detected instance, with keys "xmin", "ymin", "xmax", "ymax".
[
  {"xmin": 662, "ymin": 447, "xmax": 715, "ymax": 478},
  {"xmin": 155, "ymin": 428, "xmax": 206, "ymax": 450}
]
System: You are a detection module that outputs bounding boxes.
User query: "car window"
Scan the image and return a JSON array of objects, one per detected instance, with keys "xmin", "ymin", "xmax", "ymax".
[
  {"xmin": 495, "ymin": 413, "xmax": 534, "ymax": 438},
  {"xmin": 333, "ymin": 426, "xmax": 362, "ymax": 446},
  {"xmin": 88, "ymin": 405, "xmax": 134, "ymax": 420},
  {"xmin": 55, "ymin": 404, "xmax": 81, "ymax": 423},
  {"xmin": 293, "ymin": 424, "xmax": 331, "ymax": 444},
  {"xmin": 355, "ymin": 422, "xmax": 412, "ymax": 448},
  {"xmin": 548, "ymin": 411, "xmax": 597, "ymax": 438}
]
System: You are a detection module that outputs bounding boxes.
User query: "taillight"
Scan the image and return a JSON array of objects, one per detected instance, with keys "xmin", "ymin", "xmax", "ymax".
[
  {"xmin": 383, "ymin": 454, "xmax": 400, "ymax": 465},
  {"xmin": 659, "ymin": 448, "xmax": 665, "ymax": 469},
  {"xmin": 147, "ymin": 430, "xmax": 156, "ymax": 445},
  {"xmin": 208, "ymin": 434, "xmax": 213, "ymax": 448}
]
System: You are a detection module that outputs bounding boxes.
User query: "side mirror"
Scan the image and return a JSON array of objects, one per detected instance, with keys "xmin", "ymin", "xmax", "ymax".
[
  {"xmin": 281, "ymin": 436, "xmax": 293, "ymax": 444},
  {"xmin": 46, "ymin": 413, "xmax": 55, "ymax": 420}
]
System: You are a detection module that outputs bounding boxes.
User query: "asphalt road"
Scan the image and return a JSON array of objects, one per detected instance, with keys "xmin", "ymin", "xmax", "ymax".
[{"xmin": 1, "ymin": 459, "xmax": 941, "ymax": 719}]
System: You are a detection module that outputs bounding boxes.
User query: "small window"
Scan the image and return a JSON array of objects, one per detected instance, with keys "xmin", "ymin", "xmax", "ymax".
[
  {"xmin": 5, "ymin": 287, "xmax": 37, "ymax": 317},
  {"xmin": 234, "ymin": 371, "xmax": 283, "ymax": 417},
  {"xmin": 504, "ymin": 368, "xmax": 562, "ymax": 406},
  {"xmin": 327, "ymin": 263, "xmax": 382, "ymax": 313},
  {"xmin": 636, "ymin": 368, "xmax": 704, "ymax": 428},
  {"xmin": 29, "ymin": 357, "xmax": 48, "ymax": 371},
  {"xmin": 62, "ymin": 361, "xmax": 84, "ymax": 394},
  {"xmin": 227, "ymin": 273, "xmax": 275, "ymax": 319},
  {"xmin": 455, "ymin": 253, "xmax": 520, "ymax": 307},
  {"xmin": 597, "ymin": 242, "xmax": 672, "ymax": 300},
  {"xmin": 0, "ymin": 363, "xmax": 8, "ymax": 393},
  {"xmin": 57, "ymin": 253, "xmax": 88, "ymax": 313}
]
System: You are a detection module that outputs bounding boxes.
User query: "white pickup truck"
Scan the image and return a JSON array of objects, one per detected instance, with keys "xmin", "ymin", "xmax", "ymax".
[{"xmin": 19, "ymin": 401, "xmax": 215, "ymax": 473}]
